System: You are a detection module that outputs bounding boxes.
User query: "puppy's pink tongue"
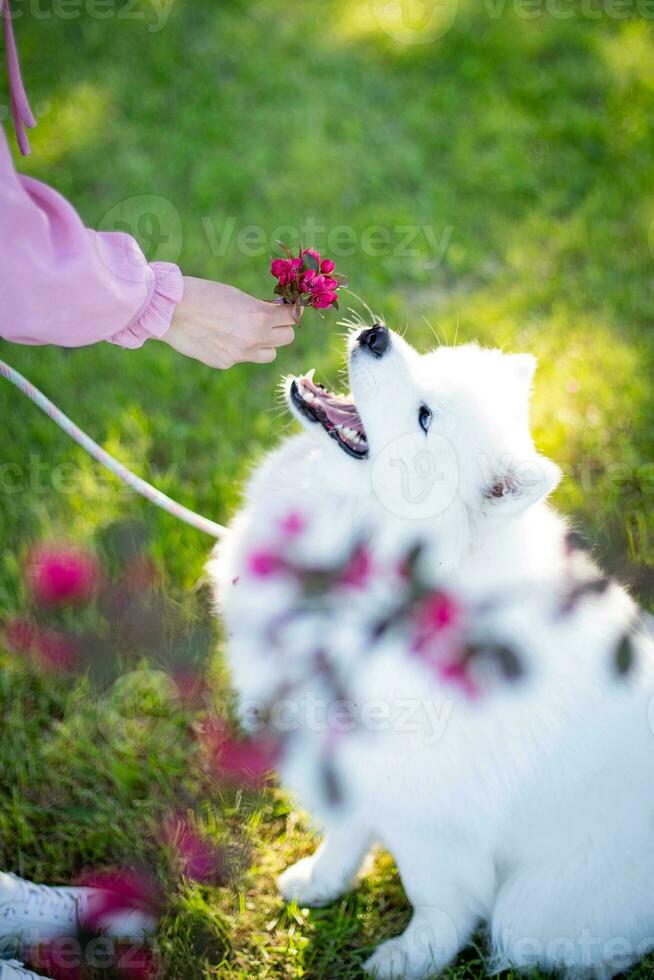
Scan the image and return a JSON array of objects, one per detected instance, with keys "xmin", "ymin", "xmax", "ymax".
[
  {"xmin": 300, "ymin": 372, "xmax": 365, "ymax": 434},
  {"xmin": 323, "ymin": 401, "xmax": 364, "ymax": 432}
]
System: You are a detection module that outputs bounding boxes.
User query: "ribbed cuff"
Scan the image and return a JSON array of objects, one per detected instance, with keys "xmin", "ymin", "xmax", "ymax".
[{"xmin": 108, "ymin": 262, "xmax": 184, "ymax": 350}]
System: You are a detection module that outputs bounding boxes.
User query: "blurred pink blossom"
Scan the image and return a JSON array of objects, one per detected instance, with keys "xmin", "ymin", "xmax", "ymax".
[
  {"xmin": 339, "ymin": 546, "xmax": 372, "ymax": 590},
  {"xmin": 33, "ymin": 628, "xmax": 79, "ymax": 672},
  {"xmin": 2, "ymin": 616, "xmax": 36, "ymax": 654},
  {"xmin": 200, "ymin": 718, "xmax": 279, "ymax": 787},
  {"xmin": 2, "ymin": 618, "xmax": 78, "ymax": 671},
  {"xmin": 76, "ymin": 869, "xmax": 161, "ymax": 935},
  {"xmin": 26, "ymin": 545, "xmax": 99, "ymax": 606},
  {"xmin": 164, "ymin": 815, "xmax": 223, "ymax": 883},
  {"xmin": 279, "ymin": 511, "xmax": 306, "ymax": 538},
  {"xmin": 247, "ymin": 549, "xmax": 286, "ymax": 579},
  {"xmin": 437, "ymin": 659, "xmax": 480, "ymax": 701},
  {"xmin": 413, "ymin": 591, "xmax": 461, "ymax": 645}
]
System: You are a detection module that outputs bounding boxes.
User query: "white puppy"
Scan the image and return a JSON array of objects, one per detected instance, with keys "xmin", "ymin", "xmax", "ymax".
[{"xmin": 210, "ymin": 325, "xmax": 654, "ymax": 979}]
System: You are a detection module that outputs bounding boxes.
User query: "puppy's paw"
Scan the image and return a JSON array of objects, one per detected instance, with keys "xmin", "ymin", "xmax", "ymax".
[
  {"xmin": 364, "ymin": 934, "xmax": 441, "ymax": 979},
  {"xmin": 364, "ymin": 938, "xmax": 411, "ymax": 978},
  {"xmin": 277, "ymin": 855, "xmax": 346, "ymax": 908}
]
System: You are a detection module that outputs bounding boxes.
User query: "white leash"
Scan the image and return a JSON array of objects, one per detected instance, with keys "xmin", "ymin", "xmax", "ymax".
[{"xmin": 0, "ymin": 358, "xmax": 227, "ymax": 539}]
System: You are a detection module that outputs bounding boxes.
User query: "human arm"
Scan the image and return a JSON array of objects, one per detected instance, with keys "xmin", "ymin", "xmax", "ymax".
[{"xmin": 0, "ymin": 127, "xmax": 297, "ymax": 363}]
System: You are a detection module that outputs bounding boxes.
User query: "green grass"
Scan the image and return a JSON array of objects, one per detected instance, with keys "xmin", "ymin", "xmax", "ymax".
[{"xmin": 2, "ymin": 1, "xmax": 654, "ymax": 976}]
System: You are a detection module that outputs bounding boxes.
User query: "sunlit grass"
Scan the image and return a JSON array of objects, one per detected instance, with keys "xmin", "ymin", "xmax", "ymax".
[
  {"xmin": 335, "ymin": 0, "xmax": 462, "ymax": 47},
  {"xmin": 20, "ymin": 81, "xmax": 111, "ymax": 167},
  {"xmin": 2, "ymin": 1, "xmax": 654, "ymax": 976},
  {"xmin": 597, "ymin": 19, "xmax": 654, "ymax": 90}
]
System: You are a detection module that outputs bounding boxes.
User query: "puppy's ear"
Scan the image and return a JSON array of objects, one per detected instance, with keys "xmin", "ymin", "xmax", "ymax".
[{"xmin": 483, "ymin": 455, "xmax": 561, "ymax": 517}]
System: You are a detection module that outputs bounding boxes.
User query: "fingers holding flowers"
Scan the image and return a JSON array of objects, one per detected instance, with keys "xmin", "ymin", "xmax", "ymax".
[{"xmin": 162, "ymin": 243, "xmax": 345, "ymax": 371}]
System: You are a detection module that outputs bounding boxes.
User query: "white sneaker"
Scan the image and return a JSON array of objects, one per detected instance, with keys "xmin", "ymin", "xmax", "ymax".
[
  {"xmin": 0, "ymin": 962, "xmax": 53, "ymax": 980},
  {"xmin": 0, "ymin": 873, "xmax": 154, "ymax": 957}
]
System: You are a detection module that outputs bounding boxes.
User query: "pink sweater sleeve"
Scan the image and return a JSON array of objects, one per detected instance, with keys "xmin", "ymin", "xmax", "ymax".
[{"xmin": 0, "ymin": 126, "xmax": 184, "ymax": 349}]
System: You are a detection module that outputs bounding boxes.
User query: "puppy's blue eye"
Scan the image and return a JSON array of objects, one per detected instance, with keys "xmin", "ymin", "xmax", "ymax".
[{"xmin": 419, "ymin": 405, "xmax": 432, "ymax": 434}]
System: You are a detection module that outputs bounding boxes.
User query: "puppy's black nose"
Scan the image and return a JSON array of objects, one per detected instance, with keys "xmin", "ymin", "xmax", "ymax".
[{"xmin": 358, "ymin": 324, "xmax": 389, "ymax": 358}]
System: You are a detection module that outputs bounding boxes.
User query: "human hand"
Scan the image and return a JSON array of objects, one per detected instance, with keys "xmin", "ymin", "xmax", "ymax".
[{"xmin": 162, "ymin": 276, "xmax": 300, "ymax": 369}]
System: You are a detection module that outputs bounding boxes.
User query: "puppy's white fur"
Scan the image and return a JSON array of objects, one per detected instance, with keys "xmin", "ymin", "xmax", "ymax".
[{"xmin": 209, "ymin": 329, "xmax": 654, "ymax": 979}]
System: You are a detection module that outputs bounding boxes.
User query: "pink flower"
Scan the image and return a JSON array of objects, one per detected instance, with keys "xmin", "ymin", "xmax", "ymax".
[
  {"xmin": 33, "ymin": 628, "xmax": 78, "ymax": 671},
  {"xmin": 414, "ymin": 591, "xmax": 460, "ymax": 639},
  {"xmin": 437, "ymin": 659, "xmax": 480, "ymax": 701},
  {"xmin": 270, "ymin": 244, "xmax": 344, "ymax": 313},
  {"xmin": 279, "ymin": 511, "xmax": 306, "ymax": 538},
  {"xmin": 247, "ymin": 549, "xmax": 286, "ymax": 578},
  {"xmin": 200, "ymin": 719, "xmax": 279, "ymax": 786},
  {"xmin": 165, "ymin": 815, "xmax": 223, "ymax": 883},
  {"xmin": 271, "ymin": 258, "xmax": 290, "ymax": 280},
  {"xmin": 76, "ymin": 869, "xmax": 161, "ymax": 935},
  {"xmin": 311, "ymin": 290, "xmax": 338, "ymax": 309},
  {"xmin": 410, "ymin": 591, "xmax": 474, "ymax": 694},
  {"xmin": 2, "ymin": 616, "xmax": 37, "ymax": 654},
  {"xmin": 411, "ymin": 590, "xmax": 460, "ymax": 657},
  {"xmin": 3, "ymin": 619, "xmax": 78, "ymax": 672},
  {"xmin": 299, "ymin": 269, "xmax": 316, "ymax": 292},
  {"xmin": 271, "ymin": 257, "xmax": 302, "ymax": 286},
  {"xmin": 219, "ymin": 738, "xmax": 279, "ymax": 784},
  {"xmin": 26, "ymin": 545, "xmax": 98, "ymax": 606},
  {"xmin": 339, "ymin": 546, "xmax": 372, "ymax": 589}
]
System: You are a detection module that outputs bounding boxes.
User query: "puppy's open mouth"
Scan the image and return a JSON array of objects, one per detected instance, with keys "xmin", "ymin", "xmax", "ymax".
[{"xmin": 290, "ymin": 370, "xmax": 369, "ymax": 459}]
